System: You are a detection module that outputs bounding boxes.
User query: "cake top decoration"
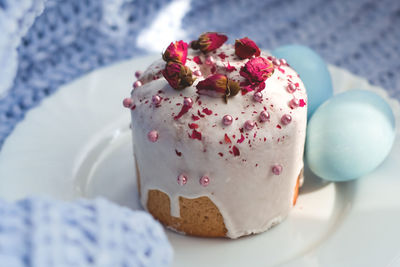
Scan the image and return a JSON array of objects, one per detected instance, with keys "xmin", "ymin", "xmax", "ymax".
[
  {"xmin": 235, "ymin": 37, "xmax": 261, "ymax": 59},
  {"xmin": 190, "ymin": 32, "xmax": 228, "ymax": 53},
  {"xmin": 240, "ymin": 57, "xmax": 274, "ymax": 94},
  {"xmin": 159, "ymin": 33, "xmax": 275, "ymax": 96},
  {"xmin": 162, "ymin": 40, "xmax": 188, "ymax": 64},
  {"xmin": 196, "ymin": 74, "xmax": 240, "ymax": 103},
  {"xmin": 162, "ymin": 61, "xmax": 195, "ymax": 90}
]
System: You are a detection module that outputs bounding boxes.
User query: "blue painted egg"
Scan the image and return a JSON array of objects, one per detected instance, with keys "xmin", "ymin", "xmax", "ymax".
[
  {"xmin": 272, "ymin": 45, "xmax": 333, "ymax": 119},
  {"xmin": 306, "ymin": 90, "xmax": 395, "ymax": 181}
]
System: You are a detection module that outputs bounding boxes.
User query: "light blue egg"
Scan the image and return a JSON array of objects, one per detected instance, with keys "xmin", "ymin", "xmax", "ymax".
[
  {"xmin": 306, "ymin": 89, "xmax": 396, "ymax": 181},
  {"xmin": 272, "ymin": 45, "xmax": 333, "ymax": 119}
]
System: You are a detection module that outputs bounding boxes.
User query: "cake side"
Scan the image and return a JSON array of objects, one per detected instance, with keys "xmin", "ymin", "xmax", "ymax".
[{"xmin": 129, "ymin": 42, "xmax": 307, "ymax": 238}]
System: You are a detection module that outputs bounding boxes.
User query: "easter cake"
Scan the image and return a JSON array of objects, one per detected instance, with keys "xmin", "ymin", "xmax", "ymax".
[{"xmin": 124, "ymin": 32, "xmax": 308, "ymax": 239}]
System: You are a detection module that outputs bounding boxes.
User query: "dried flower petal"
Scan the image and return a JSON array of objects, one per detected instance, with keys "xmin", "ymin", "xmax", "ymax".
[
  {"xmin": 202, "ymin": 108, "xmax": 213, "ymax": 115},
  {"xmin": 188, "ymin": 123, "xmax": 199, "ymax": 129},
  {"xmin": 225, "ymin": 62, "xmax": 236, "ymax": 72},
  {"xmin": 193, "ymin": 56, "xmax": 202, "ymax": 64},
  {"xmin": 162, "ymin": 40, "xmax": 188, "ymax": 64},
  {"xmin": 162, "ymin": 62, "xmax": 195, "ymax": 90},
  {"xmin": 189, "ymin": 129, "xmax": 202, "ymax": 140},
  {"xmin": 237, "ymin": 134, "xmax": 245, "ymax": 143},
  {"xmin": 232, "ymin": 146, "xmax": 240, "ymax": 156},
  {"xmin": 191, "ymin": 32, "xmax": 228, "ymax": 53},
  {"xmin": 224, "ymin": 133, "xmax": 232, "ymax": 144},
  {"xmin": 235, "ymin": 37, "xmax": 261, "ymax": 59},
  {"xmin": 240, "ymin": 57, "xmax": 274, "ymax": 88},
  {"xmin": 218, "ymin": 52, "xmax": 227, "ymax": 59},
  {"xmin": 196, "ymin": 74, "xmax": 240, "ymax": 102}
]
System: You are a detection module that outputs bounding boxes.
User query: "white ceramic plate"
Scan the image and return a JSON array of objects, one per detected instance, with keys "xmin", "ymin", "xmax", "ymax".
[{"xmin": 1, "ymin": 55, "xmax": 400, "ymax": 267}]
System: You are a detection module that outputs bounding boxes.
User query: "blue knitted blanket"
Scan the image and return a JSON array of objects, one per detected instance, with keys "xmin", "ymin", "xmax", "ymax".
[{"xmin": 0, "ymin": 197, "xmax": 173, "ymax": 267}]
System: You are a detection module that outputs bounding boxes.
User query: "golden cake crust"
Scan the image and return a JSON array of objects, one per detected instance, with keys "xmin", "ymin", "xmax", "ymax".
[{"xmin": 147, "ymin": 189, "xmax": 228, "ymax": 237}]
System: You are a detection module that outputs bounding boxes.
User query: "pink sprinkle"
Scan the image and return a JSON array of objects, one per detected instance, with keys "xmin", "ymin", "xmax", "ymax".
[
  {"xmin": 287, "ymin": 83, "xmax": 297, "ymax": 93},
  {"xmin": 272, "ymin": 164, "xmax": 282, "ymax": 175},
  {"xmin": 299, "ymin": 99, "xmax": 306, "ymax": 107},
  {"xmin": 281, "ymin": 114, "xmax": 292, "ymax": 125},
  {"xmin": 183, "ymin": 97, "xmax": 193, "ymax": 107},
  {"xmin": 133, "ymin": 80, "xmax": 142, "ymax": 88},
  {"xmin": 199, "ymin": 176, "xmax": 210, "ymax": 187},
  {"xmin": 135, "ymin": 71, "xmax": 142, "ymax": 78},
  {"xmin": 205, "ymin": 55, "xmax": 215, "ymax": 65},
  {"xmin": 289, "ymin": 98, "xmax": 300, "ymax": 109},
  {"xmin": 259, "ymin": 111, "xmax": 270, "ymax": 122},
  {"xmin": 177, "ymin": 173, "xmax": 188, "ymax": 186},
  {"xmin": 272, "ymin": 58, "xmax": 281, "ymax": 66},
  {"xmin": 147, "ymin": 130, "xmax": 158, "ymax": 142},
  {"xmin": 278, "ymin": 67, "xmax": 285, "ymax": 74},
  {"xmin": 244, "ymin": 120, "xmax": 255, "ymax": 131},
  {"xmin": 253, "ymin": 92, "xmax": 263, "ymax": 102},
  {"xmin": 192, "ymin": 114, "xmax": 200, "ymax": 121},
  {"xmin": 152, "ymin": 95, "xmax": 162, "ymax": 106},
  {"xmin": 123, "ymin": 98, "xmax": 133, "ymax": 108},
  {"xmin": 222, "ymin": 115, "xmax": 233, "ymax": 126}
]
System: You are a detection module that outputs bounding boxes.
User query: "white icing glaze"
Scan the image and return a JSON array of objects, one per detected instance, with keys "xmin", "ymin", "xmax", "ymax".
[{"xmin": 130, "ymin": 45, "xmax": 307, "ymax": 238}]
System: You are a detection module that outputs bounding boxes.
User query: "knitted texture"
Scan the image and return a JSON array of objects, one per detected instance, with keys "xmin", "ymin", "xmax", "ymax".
[
  {"xmin": 0, "ymin": 0, "xmax": 399, "ymax": 149},
  {"xmin": 0, "ymin": 197, "xmax": 173, "ymax": 267},
  {"xmin": 0, "ymin": 0, "xmax": 45, "ymax": 97}
]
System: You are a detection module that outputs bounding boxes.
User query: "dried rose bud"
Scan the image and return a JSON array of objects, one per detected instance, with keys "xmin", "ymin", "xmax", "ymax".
[
  {"xmin": 235, "ymin": 37, "xmax": 261, "ymax": 59},
  {"xmin": 191, "ymin": 32, "xmax": 228, "ymax": 53},
  {"xmin": 240, "ymin": 57, "xmax": 274, "ymax": 86},
  {"xmin": 162, "ymin": 62, "xmax": 195, "ymax": 90},
  {"xmin": 162, "ymin": 40, "xmax": 188, "ymax": 64},
  {"xmin": 196, "ymin": 74, "xmax": 240, "ymax": 102}
]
